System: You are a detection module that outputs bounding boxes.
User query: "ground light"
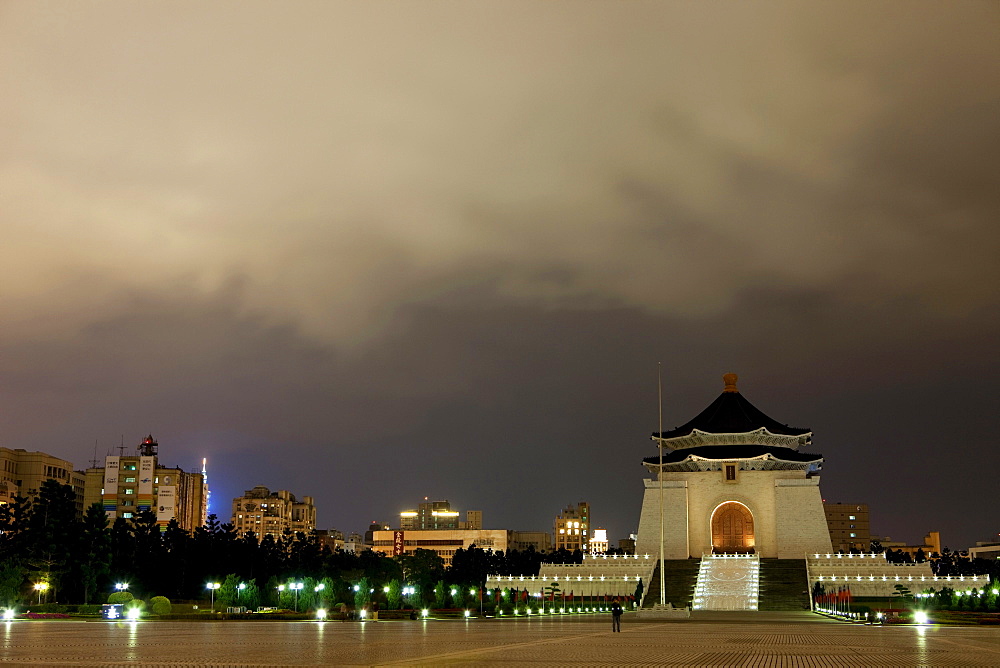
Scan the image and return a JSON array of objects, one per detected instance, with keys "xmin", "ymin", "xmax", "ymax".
[
  {"xmin": 2, "ymin": 609, "xmax": 14, "ymax": 621},
  {"xmin": 913, "ymin": 611, "xmax": 929, "ymax": 625},
  {"xmin": 421, "ymin": 609, "xmax": 428, "ymax": 618},
  {"xmin": 464, "ymin": 610, "xmax": 470, "ymax": 618},
  {"xmin": 316, "ymin": 609, "xmax": 327, "ymax": 620},
  {"xmin": 359, "ymin": 609, "xmax": 367, "ymax": 619},
  {"xmin": 127, "ymin": 608, "xmax": 141, "ymax": 621}
]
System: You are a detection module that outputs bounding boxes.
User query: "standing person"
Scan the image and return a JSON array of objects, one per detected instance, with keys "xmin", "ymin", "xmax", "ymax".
[{"xmin": 611, "ymin": 597, "xmax": 623, "ymax": 632}]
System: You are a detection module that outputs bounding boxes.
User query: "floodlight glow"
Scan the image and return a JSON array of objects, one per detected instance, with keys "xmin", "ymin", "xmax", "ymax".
[
  {"xmin": 464, "ymin": 610, "xmax": 470, "ymax": 617},
  {"xmin": 315, "ymin": 584, "xmax": 325, "ymax": 592},
  {"xmin": 359, "ymin": 609, "xmax": 367, "ymax": 618},
  {"xmin": 383, "ymin": 586, "xmax": 390, "ymax": 593},
  {"xmin": 421, "ymin": 609, "xmax": 428, "ymax": 618},
  {"xmin": 115, "ymin": 583, "xmax": 129, "ymax": 591},
  {"xmin": 353, "ymin": 585, "xmax": 360, "ymax": 592},
  {"xmin": 914, "ymin": 611, "xmax": 929, "ymax": 625},
  {"xmin": 316, "ymin": 608, "xmax": 327, "ymax": 620},
  {"xmin": 127, "ymin": 608, "xmax": 140, "ymax": 620},
  {"xmin": 2, "ymin": 609, "xmax": 14, "ymax": 620}
]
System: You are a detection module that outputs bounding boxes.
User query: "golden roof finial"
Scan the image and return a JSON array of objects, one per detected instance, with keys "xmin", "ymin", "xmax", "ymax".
[{"xmin": 723, "ymin": 373, "xmax": 739, "ymax": 393}]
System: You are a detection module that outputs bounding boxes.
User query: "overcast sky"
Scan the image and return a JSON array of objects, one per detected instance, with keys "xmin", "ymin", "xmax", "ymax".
[{"xmin": 1, "ymin": 1, "xmax": 997, "ymax": 550}]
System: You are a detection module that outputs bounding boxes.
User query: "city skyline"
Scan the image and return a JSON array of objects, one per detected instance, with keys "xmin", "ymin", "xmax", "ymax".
[{"xmin": 1, "ymin": 2, "xmax": 997, "ymax": 550}]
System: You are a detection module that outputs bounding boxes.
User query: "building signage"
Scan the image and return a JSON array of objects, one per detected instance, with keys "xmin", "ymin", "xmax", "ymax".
[
  {"xmin": 102, "ymin": 456, "xmax": 120, "ymax": 519},
  {"xmin": 156, "ymin": 485, "xmax": 176, "ymax": 527},
  {"xmin": 138, "ymin": 456, "xmax": 155, "ymax": 512},
  {"xmin": 393, "ymin": 531, "xmax": 405, "ymax": 556}
]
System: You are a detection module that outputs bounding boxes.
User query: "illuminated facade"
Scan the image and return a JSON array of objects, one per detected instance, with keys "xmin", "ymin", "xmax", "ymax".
[
  {"xmin": 0, "ymin": 447, "xmax": 86, "ymax": 515},
  {"xmin": 373, "ymin": 528, "xmax": 511, "ymax": 566},
  {"xmin": 590, "ymin": 528, "xmax": 609, "ymax": 554},
  {"xmin": 82, "ymin": 436, "xmax": 206, "ymax": 532},
  {"xmin": 636, "ymin": 374, "xmax": 833, "ymax": 559},
  {"xmin": 231, "ymin": 485, "xmax": 316, "ymax": 539},
  {"xmin": 554, "ymin": 501, "xmax": 590, "ymax": 553}
]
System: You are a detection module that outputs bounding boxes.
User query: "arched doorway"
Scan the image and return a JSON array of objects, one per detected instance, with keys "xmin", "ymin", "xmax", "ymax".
[{"xmin": 711, "ymin": 502, "xmax": 755, "ymax": 554}]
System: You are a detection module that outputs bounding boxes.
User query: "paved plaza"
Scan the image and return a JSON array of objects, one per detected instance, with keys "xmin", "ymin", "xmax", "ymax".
[{"xmin": 2, "ymin": 612, "xmax": 999, "ymax": 666}]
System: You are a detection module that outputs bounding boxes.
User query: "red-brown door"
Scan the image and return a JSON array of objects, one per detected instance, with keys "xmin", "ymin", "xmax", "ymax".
[{"xmin": 711, "ymin": 502, "xmax": 754, "ymax": 553}]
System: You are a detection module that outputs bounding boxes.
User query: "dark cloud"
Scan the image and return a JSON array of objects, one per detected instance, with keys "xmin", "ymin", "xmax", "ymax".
[{"xmin": 0, "ymin": 2, "xmax": 997, "ymax": 548}]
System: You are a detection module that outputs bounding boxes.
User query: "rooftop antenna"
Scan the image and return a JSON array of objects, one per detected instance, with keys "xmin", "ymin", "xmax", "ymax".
[
  {"xmin": 117, "ymin": 435, "xmax": 126, "ymax": 456},
  {"xmin": 657, "ymin": 362, "xmax": 666, "ymax": 607},
  {"xmin": 90, "ymin": 439, "xmax": 100, "ymax": 468}
]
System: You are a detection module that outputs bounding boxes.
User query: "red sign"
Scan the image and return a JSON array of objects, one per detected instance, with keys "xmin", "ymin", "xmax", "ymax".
[{"xmin": 393, "ymin": 531, "xmax": 405, "ymax": 556}]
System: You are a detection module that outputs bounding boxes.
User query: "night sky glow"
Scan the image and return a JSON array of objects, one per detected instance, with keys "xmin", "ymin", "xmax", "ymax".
[{"xmin": 1, "ymin": 1, "xmax": 997, "ymax": 550}]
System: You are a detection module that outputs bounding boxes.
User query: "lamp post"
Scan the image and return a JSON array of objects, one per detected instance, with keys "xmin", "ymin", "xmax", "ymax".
[
  {"xmin": 115, "ymin": 583, "xmax": 129, "ymax": 593},
  {"xmin": 290, "ymin": 582, "xmax": 303, "ymax": 612},
  {"xmin": 206, "ymin": 582, "xmax": 220, "ymax": 612},
  {"xmin": 34, "ymin": 582, "xmax": 49, "ymax": 606}
]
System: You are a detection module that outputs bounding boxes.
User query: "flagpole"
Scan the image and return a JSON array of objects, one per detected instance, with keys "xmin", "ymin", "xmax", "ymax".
[{"xmin": 658, "ymin": 362, "xmax": 666, "ymax": 607}]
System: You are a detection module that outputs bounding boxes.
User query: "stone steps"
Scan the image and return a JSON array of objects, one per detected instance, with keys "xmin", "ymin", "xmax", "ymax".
[
  {"xmin": 758, "ymin": 559, "xmax": 811, "ymax": 611},
  {"xmin": 642, "ymin": 559, "xmax": 700, "ymax": 608}
]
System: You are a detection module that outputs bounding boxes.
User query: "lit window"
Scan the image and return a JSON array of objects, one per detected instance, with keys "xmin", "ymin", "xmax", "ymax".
[
  {"xmin": 121, "ymin": 512, "xmax": 133, "ymax": 519},
  {"xmin": 849, "ymin": 515, "xmax": 856, "ymax": 520},
  {"xmin": 124, "ymin": 488, "xmax": 134, "ymax": 495},
  {"xmin": 850, "ymin": 533, "xmax": 857, "ymax": 538},
  {"xmin": 559, "ymin": 529, "xmax": 565, "ymax": 534},
  {"xmin": 125, "ymin": 477, "xmax": 136, "ymax": 483}
]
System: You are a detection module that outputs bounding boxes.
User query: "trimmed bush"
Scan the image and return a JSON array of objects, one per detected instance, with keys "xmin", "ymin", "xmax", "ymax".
[
  {"xmin": 150, "ymin": 596, "xmax": 172, "ymax": 615},
  {"xmin": 107, "ymin": 591, "xmax": 134, "ymax": 605}
]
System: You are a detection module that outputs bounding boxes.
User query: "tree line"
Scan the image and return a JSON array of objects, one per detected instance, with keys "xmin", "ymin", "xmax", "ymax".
[{"xmin": 0, "ymin": 480, "xmax": 588, "ymax": 610}]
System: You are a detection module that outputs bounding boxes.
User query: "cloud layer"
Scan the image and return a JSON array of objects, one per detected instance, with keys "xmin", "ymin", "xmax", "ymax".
[{"xmin": 1, "ymin": 1, "xmax": 997, "ymax": 547}]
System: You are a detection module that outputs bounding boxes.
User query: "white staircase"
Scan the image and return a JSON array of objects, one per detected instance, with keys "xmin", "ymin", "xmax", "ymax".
[{"xmin": 692, "ymin": 554, "xmax": 759, "ymax": 611}]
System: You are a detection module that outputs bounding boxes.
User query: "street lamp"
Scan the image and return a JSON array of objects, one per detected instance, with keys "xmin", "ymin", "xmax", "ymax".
[
  {"xmin": 206, "ymin": 582, "xmax": 221, "ymax": 612},
  {"xmin": 115, "ymin": 583, "xmax": 129, "ymax": 592},
  {"xmin": 290, "ymin": 582, "xmax": 303, "ymax": 612},
  {"xmin": 34, "ymin": 582, "xmax": 49, "ymax": 606}
]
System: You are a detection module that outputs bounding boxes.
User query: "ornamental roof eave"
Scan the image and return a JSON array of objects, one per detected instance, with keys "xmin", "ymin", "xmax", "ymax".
[
  {"xmin": 641, "ymin": 443, "xmax": 824, "ymax": 468},
  {"xmin": 651, "ymin": 427, "xmax": 812, "ymax": 451}
]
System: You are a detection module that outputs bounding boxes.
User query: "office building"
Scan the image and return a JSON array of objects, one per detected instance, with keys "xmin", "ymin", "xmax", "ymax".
[{"xmin": 83, "ymin": 436, "xmax": 206, "ymax": 531}]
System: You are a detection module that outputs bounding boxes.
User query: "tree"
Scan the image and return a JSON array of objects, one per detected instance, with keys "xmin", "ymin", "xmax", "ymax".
[
  {"xmin": 386, "ymin": 579, "xmax": 402, "ymax": 610},
  {"xmin": 0, "ymin": 560, "xmax": 26, "ymax": 607},
  {"xmin": 25, "ymin": 480, "xmax": 81, "ymax": 602},
  {"xmin": 217, "ymin": 574, "xmax": 241, "ymax": 610},
  {"xmin": 77, "ymin": 504, "xmax": 111, "ymax": 605},
  {"xmin": 354, "ymin": 577, "xmax": 371, "ymax": 612},
  {"xmin": 869, "ymin": 539, "xmax": 883, "ymax": 554},
  {"xmin": 434, "ymin": 580, "xmax": 447, "ymax": 609},
  {"xmin": 241, "ymin": 581, "xmax": 261, "ymax": 611}
]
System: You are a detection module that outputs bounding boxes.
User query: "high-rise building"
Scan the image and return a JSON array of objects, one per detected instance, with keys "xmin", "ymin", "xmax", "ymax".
[
  {"xmin": 0, "ymin": 447, "xmax": 86, "ymax": 515},
  {"xmin": 823, "ymin": 503, "xmax": 872, "ymax": 552},
  {"xmin": 398, "ymin": 499, "xmax": 476, "ymax": 531},
  {"xmin": 230, "ymin": 485, "xmax": 316, "ymax": 539},
  {"xmin": 83, "ymin": 435, "xmax": 206, "ymax": 532},
  {"xmin": 554, "ymin": 501, "xmax": 591, "ymax": 553}
]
